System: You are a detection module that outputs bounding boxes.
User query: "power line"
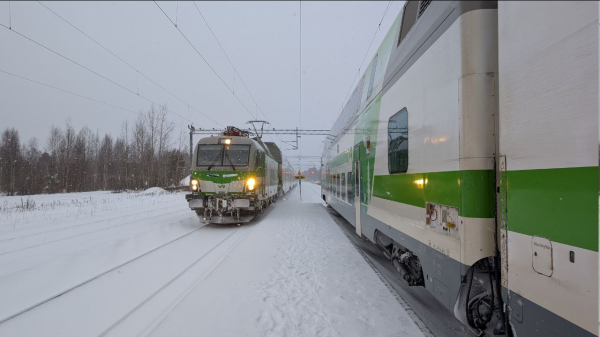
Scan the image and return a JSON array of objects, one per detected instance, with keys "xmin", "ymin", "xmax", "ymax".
[
  {"xmin": 153, "ymin": 1, "xmax": 257, "ymax": 121},
  {"xmin": 191, "ymin": 1, "xmax": 270, "ymax": 123},
  {"xmin": 36, "ymin": 1, "xmax": 221, "ymax": 127},
  {"xmin": 0, "ymin": 68, "xmax": 177, "ymax": 124},
  {"xmin": 330, "ymin": 1, "xmax": 394, "ymax": 136},
  {"xmin": 0, "ymin": 22, "xmax": 194, "ymax": 125},
  {"xmin": 182, "ymin": 2, "xmax": 285, "ymax": 147}
]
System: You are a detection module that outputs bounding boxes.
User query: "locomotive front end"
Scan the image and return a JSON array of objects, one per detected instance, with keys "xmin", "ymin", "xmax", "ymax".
[{"xmin": 185, "ymin": 126, "xmax": 280, "ymax": 224}]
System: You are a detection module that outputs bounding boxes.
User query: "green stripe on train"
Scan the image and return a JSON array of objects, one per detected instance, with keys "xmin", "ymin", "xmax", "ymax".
[
  {"xmin": 505, "ymin": 166, "xmax": 598, "ymax": 252},
  {"xmin": 191, "ymin": 170, "xmax": 253, "ymax": 184},
  {"xmin": 372, "ymin": 170, "xmax": 495, "ymax": 218}
]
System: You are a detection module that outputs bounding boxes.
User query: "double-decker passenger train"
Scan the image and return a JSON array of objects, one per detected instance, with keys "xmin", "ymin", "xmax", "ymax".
[
  {"xmin": 321, "ymin": 1, "xmax": 598, "ymax": 336},
  {"xmin": 186, "ymin": 126, "xmax": 296, "ymax": 224}
]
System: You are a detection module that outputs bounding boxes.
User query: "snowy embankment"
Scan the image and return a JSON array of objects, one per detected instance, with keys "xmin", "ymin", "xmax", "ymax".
[
  {"xmin": 0, "ymin": 188, "xmax": 171, "ymax": 230},
  {"xmin": 0, "ymin": 184, "xmax": 425, "ymax": 337}
]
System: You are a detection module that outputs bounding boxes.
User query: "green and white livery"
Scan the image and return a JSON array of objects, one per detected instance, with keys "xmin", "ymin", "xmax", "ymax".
[
  {"xmin": 186, "ymin": 126, "xmax": 295, "ymax": 223},
  {"xmin": 321, "ymin": 1, "xmax": 598, "ymax": 336}
]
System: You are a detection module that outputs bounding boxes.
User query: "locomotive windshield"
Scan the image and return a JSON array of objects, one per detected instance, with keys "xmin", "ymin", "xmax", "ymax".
[
  {"xmin": 224, "ymin": 145, "xmax": 251, "ymax": 166},
  {"xmin": 196, "ymin": 144, "xmax": 250, "ymax": 167},
  {"xmin": 197, "ymin": 144, "xmax": 223, "ymax": 166}
]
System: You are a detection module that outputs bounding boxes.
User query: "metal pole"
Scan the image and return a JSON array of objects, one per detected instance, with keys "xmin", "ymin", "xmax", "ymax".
[{"xmin": 189, "ymin": 125, "xmax": 195, "ymax": 171}]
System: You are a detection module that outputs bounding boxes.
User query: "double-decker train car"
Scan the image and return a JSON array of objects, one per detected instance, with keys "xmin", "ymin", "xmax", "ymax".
[
  {"xmin": 186, "ymin": 126, "xmax": 295, "ymax": 223},
  {"xmin": 321, "ymin": 1, "xmax": 598, "ymax": 336}
]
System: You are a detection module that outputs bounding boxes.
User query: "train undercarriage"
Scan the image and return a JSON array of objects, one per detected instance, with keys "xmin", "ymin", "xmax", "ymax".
[
  {"xmin": 373, "ymin": 229, "xmax": 506, "ymax": 335},
  {"xmin": 185, "ymin": 193, "xmax": 278, "ymax": 224}
]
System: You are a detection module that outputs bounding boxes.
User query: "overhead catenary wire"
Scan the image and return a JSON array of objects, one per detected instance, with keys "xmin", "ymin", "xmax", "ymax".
[
  {"xmin": 0, "ymin": 68, "xmax": 185, "ymax": 128},
  {"xmin": 191, "ymin": 1, "xmax": 270, "ymax": 123},
  {"xmin": 0, "ymin": 22, "xmax": 195, "ymax": 125},
  {"xmin": 189, "ymin": 1, "xmax": 287, "ymax": 147},
  {"xmin": 35, "ymin": 1, "xmax": 222, "ymax": 127},
  {"xmin": 153, "ymin": 1, "xmax": 256, "ymax": 121},
  {"xmin": 330, "ymin": 1, "xmax": 394, "ymax": 136}
]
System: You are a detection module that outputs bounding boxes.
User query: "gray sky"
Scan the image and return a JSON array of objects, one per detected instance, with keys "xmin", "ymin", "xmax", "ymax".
[{"xmin": 0, "ymin": 1, "xmax": 404, "ymax": 169}]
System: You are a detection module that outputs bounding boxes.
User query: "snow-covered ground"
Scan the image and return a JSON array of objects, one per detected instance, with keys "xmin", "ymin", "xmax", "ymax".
[{"xmin": 0, "ymin": 183, "xmax": 426, "ymax": 337}]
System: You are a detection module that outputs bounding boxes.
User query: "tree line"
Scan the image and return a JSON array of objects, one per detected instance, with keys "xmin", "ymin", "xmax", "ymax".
[{"xmin": 0, "ymin": 105, "xmax": 190, "ymax": 196}]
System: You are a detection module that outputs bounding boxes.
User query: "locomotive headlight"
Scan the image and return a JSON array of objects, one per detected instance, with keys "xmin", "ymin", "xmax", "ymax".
[
  {"xmin": 224, "ymin": 138, "xmax": 231, "ymax": 145},
  {"xmin": 246, "ymin": 178, "xmax": 256, "ymax": 191},
  {"xmin": 191, "ymin": 179, "xmax": 199, "ymax": 191},
  {"xmin": 191, "ymin": 179, "xmax": 199, "ymax": 186}
]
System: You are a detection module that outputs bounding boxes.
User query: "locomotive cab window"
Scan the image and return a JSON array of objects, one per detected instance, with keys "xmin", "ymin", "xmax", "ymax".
[
  {"xmin": 197, "ymin": 144, "xmax": 223, "ymax": 166},
  {"xmin": 388, "ymin": 108, "xmax": 408, "ymax": 173},
  {"xmin": 224, "ymin": 144, "xmax": 250, "ymax": 166}
]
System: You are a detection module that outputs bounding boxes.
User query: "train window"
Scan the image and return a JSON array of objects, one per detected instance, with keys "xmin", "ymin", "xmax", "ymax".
[
  {"xmin": 332, "ymin": 175, "xmax": 336, "ymax": 195},
  {"xmin": 223, "ymin": 145, "xmax": 250, "ymax": 166},
  {"xmin": 388, "ymin": 108, "xmax": 409, "ymax": 174},
  {"xmin": 367, "ymin": 54, "xmax": 378, "ymax": 98},
  {"xmin": 197, "ymin": 144, "xmax": 222, "ymax": 166},
  {"xmin": 341, "ymin": 173, "xmax": 346, "ymax": 200},
  {"xmin": 337, "ymin": 173, "xmax": 341, "ymax": 198},
  {"xmin": 347, "ymin": 172, "xmax": 354, "ymax": 204},
  {"xmin": 398, "ymin": 0, "xmax": 418, "ymax": 47}
]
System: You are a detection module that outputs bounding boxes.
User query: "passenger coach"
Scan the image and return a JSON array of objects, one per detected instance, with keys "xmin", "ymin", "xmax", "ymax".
[{"xmin": 321, "ymin": 1, "xmax": 598, "ymax": 336}]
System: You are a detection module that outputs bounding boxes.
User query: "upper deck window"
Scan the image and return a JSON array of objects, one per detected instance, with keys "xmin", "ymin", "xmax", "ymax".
[
  {"xmin": 367, "ymin": 54, "xmax": 378, "ymax": 99},
  {"xmin": 388, "ymin": 108, "xmax": 409, "ymax": 173},
  {"xmin": 398, "ymin": 0, "xmax": 419, "ymax": 47}
]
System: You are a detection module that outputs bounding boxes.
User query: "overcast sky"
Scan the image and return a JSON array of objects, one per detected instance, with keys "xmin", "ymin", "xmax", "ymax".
[{"xmin": 0, "ymin": 1, "xmax": 404, "ymax": 169}]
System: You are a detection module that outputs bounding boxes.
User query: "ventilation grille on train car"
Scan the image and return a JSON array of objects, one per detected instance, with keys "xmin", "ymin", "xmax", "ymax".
[{"xmin": 418, "ymin": 0, "xmax": 431, "ymax": 18}]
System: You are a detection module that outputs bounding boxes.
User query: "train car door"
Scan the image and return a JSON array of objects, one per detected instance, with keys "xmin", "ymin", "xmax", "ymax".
[{"xmin": 353, "ymin": 144, "xmax": 361, "ymax": 236}]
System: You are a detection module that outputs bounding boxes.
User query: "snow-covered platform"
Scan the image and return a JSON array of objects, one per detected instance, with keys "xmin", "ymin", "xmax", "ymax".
[{"xmin": 0, "ymin": 184, "xmax": 426, "ymax": 337}]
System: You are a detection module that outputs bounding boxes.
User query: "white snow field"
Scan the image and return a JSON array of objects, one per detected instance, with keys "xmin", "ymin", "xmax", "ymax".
[{"xmin": 0, "ymin": 183, "xmax": 426, "ymax": 337}]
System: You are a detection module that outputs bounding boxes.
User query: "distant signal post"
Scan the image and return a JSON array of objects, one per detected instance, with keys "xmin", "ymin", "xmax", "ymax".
[{"xmin": 295, "ymin": 170, "xmax": 305, "ymax": 197}]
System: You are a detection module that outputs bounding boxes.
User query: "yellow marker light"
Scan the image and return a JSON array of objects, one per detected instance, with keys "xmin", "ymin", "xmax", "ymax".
[
  {"xmin": 224, "ymin": 139, "xmax": 231, "ymax": 145},
  {"xmin": 246, "ymin": 178, "xmax": 256, "ymax": 191}
]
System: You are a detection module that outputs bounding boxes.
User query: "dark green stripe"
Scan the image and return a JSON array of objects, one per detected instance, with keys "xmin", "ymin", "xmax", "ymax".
[
  {"xmin": 506, "ymin": 166, "xmax": 598, "ymax": 252},
  {"xmin": 372, "ymin": 170, "xmax": 495, "ymax": 218},
  {"xmin": 191, "ymin": 170, "xmax": 253, "ymax": 184}
]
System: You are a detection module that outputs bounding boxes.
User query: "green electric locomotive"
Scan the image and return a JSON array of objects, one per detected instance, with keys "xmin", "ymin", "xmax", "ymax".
[{"xmin": 185, "ymin": 126, "xmax": 294, "ymax": 224}]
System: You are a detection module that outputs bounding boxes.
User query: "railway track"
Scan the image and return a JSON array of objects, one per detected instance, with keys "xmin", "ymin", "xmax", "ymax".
[{"xmin": 0, "ymin": 200, "xmax": 271, "ymax": 337}]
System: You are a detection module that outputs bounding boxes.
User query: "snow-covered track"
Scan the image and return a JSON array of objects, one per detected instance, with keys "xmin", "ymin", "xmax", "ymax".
[
  {"xmin": 0, "ymin": 201, "xmax": 184, "ymax": 245},
  {"xmin": 0, "ymin": 205, "xmax": 186, "ymax": 256},
  {"xmin": 0, "ymin": 217, "xmax": 204, "ymax": 327},
  {"xmin": 0, "ymin": 208, "xmax": 190, "ymax": 276}
]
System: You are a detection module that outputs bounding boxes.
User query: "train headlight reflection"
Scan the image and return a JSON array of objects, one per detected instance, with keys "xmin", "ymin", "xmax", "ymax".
[{"xmin": 246, "ymin": 178, "xmax": 256, "ymax": 191}]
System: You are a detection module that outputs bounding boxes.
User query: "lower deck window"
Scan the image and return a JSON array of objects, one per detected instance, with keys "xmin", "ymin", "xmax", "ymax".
[
  {"xmin": 347, "ymin": 172, "xmax": 354, "ymax": 203},
  {"xmin": 341, "ymin": 173, "xmax": 346, "ymax": 200}
]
